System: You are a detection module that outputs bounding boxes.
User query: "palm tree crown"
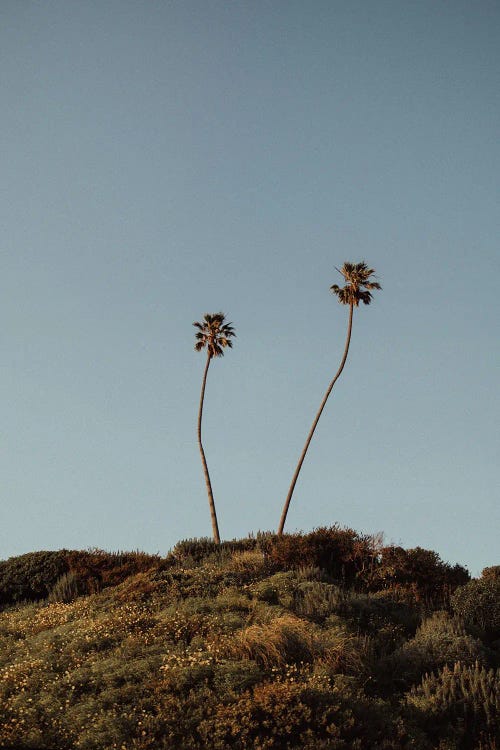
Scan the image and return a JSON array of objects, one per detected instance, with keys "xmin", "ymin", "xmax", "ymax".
[
  {"xmin": 193, "ymin": 313, "xmax": 235, "ymax": 358},
  {"xmin": 330, "ymin": 262, "xmax": 381, "ymax": 307}
]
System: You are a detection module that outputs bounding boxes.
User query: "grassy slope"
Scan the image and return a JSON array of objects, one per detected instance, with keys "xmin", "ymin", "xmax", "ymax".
[{"xmin": 0, "ymin": 532, "xmax": 498, "ymax": 750}]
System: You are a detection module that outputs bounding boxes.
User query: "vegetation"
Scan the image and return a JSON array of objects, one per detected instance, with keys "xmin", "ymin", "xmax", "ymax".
[
  {"xmin": 278, "ymin": 262, "xmax": 381, "ymax": 535},
  {"xmin": 1, "ymin": 528, "xmax": 497, "ymax": 749},
  {"xmin": 193, "ymin": 312, "xmax": 236, "ymax": 545}
]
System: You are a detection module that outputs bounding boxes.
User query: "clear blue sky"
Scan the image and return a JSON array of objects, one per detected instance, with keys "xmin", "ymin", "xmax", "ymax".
[{"xmin": 1, "ymin": 1, "xmax": 498, "ymax": 576}]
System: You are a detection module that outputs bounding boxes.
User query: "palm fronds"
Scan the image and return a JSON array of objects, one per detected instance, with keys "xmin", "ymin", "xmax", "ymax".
[
  {"xmin": 193, "ymin": 312, "xmax": 236, "ymax": 358},
  {"xmin": 331, "ymin": 261, "xmax": 381, "ymax": 307}
]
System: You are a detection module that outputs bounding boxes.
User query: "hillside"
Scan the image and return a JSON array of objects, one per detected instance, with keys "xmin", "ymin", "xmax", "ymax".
[{"xmin": 0, "ymin": 528, "xmax": 498, "ymax": 750}]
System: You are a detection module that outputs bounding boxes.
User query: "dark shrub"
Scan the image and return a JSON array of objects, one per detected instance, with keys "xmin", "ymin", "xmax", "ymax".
[
  {"xmin": 0, "ymin": 549, "xmax": 162, "ymax": 608},
  {"xmin": 380, "ymin": 612, "xmax": 488, "ymax": 694},
  {"xmin": 0, "ymin": 550, "xmax": 70, "ymax": 606},
  {"xmin": 65, "ymin": 549, "xmax": 161, "ymax": 595},
  {"xmin": 366, "ymin": 546, "xmax": 469, "ymax": 605},
  {"xmin": 259, "ymin": 526, "xmax": 374, "ymax": 585},
  {"xmin": 451, "ymin": 576, "xmax": 500, "ymax": 640},
  {"xmin": 407, "ymin": 661, "xmax": 499, "ymax": 749},
  {"xmin": 338, "ymin": 591, "xmax": 421, "ymax": 641}
]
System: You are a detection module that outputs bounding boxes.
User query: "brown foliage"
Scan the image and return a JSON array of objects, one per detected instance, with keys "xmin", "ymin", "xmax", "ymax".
[
  {"xmin": 365, "ymin": 546, "xmax": 469, "ymax": 604},
  {"xmin": 260, "ymin": 526, "xmax": 374, "ymax": 585},
  {"xmin": 65, "ymin": 549, "xmax": 161, "ymax": 595}
]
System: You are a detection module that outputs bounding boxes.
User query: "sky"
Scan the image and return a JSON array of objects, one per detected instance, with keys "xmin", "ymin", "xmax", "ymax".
[{"xmin": 1, "ymin": 0, "xmax": 498, "ymax": 577}]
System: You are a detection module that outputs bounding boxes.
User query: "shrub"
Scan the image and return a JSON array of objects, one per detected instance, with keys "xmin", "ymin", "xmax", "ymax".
[
  {"xmin": 147, "ymin": 685, "xmax": 219, "ymax": 749},
  {"xmin": 48, "ymin": 571, "xmax": 87, "ymax": 603},
  {"xmin": 381, "ymin": 612, "xmax": 488, "ymax": 693},
  {"xmin": 65, "ymin": 549, "xmax": 160, "ymax": 595},
  {"xmin": 107, "ymin": 570, "xmax": 159, "ymax": 603},
  {"xmin": 366, "ymin": 546, "xmax": 469, "ymax": 605},
  {"xmin": 159, "ymin": 610, "xmax": 213, "ymax": 645},
  {"xmin": 222, "ymin": 549, "xmax": 269, "ymax": 578},
  {"xmin": 160, "ymin": 647, "xmax": 216, "ymax": 693},
  {"xmin": 407, "ymin": 661, "xmax": 499, "ymax": 749},
  {"xmin": 337, "ymin": 590, "xmax": 420, "ymax": 639},
  {"xmin": 319, "ymin": 621, "xmax": 370, "ymax": 677},
  {"xmin": 451, "ymin": 577, "xmax": 500, "ymax": 640},
  {"xmin": 199, "ymin": 673, "xmax": 418, "ymax": 749},
  {"xmin": 0, "ymin": 550, "xmax": 70, "ymax": 606},
  {"xmin": 482, "ymin": 566, "xmax": 500, "ymax": 581},
  {"xmin": 0, "ymin": 549, "xmax": 162, "ymax": 609},
  {"xmin": 154, "ymin": 565, "xmax": 230, "ymax": 600},
  {"xmin": 213, "ymin": 659, "xmax": 263, "ymax": 695},
  {"xmin": 213, "ymin": 588, "xmax": 252, "ymax": 614},
  {"xmin": 259, "ymin": 526, "xmax": 375, "ymax": 585},
  {"xmin": 251, "ymin": 571, "xmax": 298, "ymax": 607},
  {"xmin": 171, "ymin": 537, "xmax": 259, "ymax": 565},
  {"xmin": 293, "ymin": 581, "xmax": 344, "ymax": 622},
  {"xmin": 332, "ymin": 591, "xmax": 421, "ymax": 668}
]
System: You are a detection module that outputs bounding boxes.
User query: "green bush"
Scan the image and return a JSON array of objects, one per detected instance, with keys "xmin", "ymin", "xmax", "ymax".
[
  {"xmin": 451, "ymin": 577, "xmax": 500, "ymax": 640},
  {"xmin": 154, "ymin": 564, "xmax": 231, "ymax": 600},
  {"xmin": 213, "ymin": 659, "xmax": 263, "ymax": 695},
  {"xmin": 293, "ymin": 580, "xmax": 344, "ymax": 622},
  {"xmin": 0, "ymin": 550, "xmax": 70, "ymax": 606},
  {"xmin": 251, "ymin": 571, "xmax": 298, "ymax": 607},
  {"xmin": 407, "ymin": 661, "xmax": 499, "ymax": 749},
  {"xmin": 0, "ymin": 549, "xmax": 162, "ymax": 609},
  {"xmin": 381, "ymin": 612, "xmax": 488, "ymax": 693},
  {"xmin": 337, "ymin": 591, "xmax": 420, "ymax": 637},
  {"xmin": 171, "ymin": 537, "xmax": 259, "ymax": 565}
]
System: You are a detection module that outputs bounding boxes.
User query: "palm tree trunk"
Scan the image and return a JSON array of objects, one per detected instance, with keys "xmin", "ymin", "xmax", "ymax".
[
  {"xmin": 197, "ymin": 354, "xmax": 221, "ymax": 545},
  {"xmin": 278, "ymin": 302, "xmax": 354, "ymax": 535}
]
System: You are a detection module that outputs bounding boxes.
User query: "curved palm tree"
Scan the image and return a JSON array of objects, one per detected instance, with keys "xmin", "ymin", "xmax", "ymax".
[
  {"xmin": 278, "ymin": 262, "xmax": 381, "ymax": 535},
  {"xmin": 193, "ymin": 312, "xmax": 235, "ymax": 545}
]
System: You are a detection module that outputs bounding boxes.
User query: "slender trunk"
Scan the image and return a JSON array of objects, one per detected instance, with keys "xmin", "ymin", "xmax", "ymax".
[
  {"xmin": 197, "ymin": 354, "xmax": 221, "ymax": 545},
  {"xmin": 278, "ymin": 303, "xmax": 354, "ymax": 535}
]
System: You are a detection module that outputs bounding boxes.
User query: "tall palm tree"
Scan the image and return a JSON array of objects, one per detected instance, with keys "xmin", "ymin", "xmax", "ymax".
[
  {"xmin": 193, "ymin": 312, "xmax": 235, "ymax": 545},
  {"xmin": 278, "ymin": 262, "xmax": 381, "ymax": 535}
]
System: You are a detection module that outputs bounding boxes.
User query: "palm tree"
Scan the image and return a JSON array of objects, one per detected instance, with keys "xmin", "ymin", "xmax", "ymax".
[
  {"xmin": 193, "ymin": 312, "xmax": 235, "ymax": 544},
  {"xmin": 278, "ymin": 262, "xmax": 381, "ymax": 535}
]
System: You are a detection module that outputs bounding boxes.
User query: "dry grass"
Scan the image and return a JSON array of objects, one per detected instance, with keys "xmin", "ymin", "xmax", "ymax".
[
  {"xmin": 223, "ymin": 549, "xmax": 268, "ymax": 576},
  {"xmin": 224, "ymin": 614, "xmax": 319, "ymax": 669}
]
